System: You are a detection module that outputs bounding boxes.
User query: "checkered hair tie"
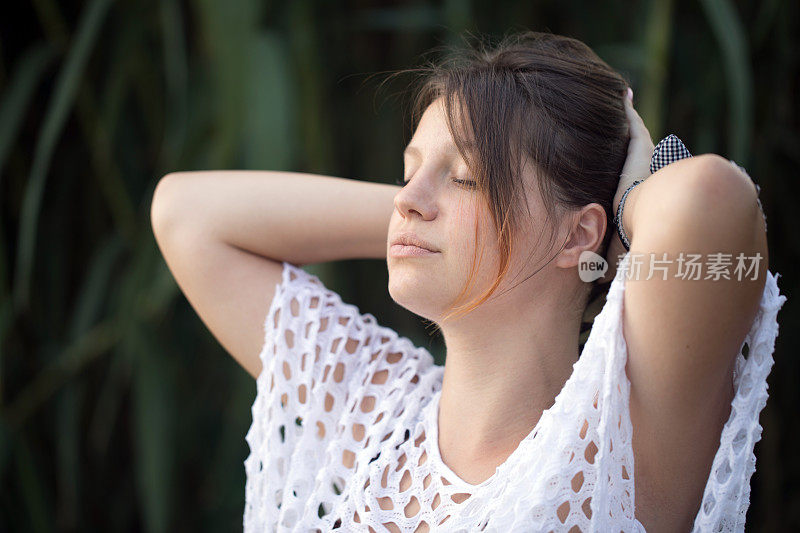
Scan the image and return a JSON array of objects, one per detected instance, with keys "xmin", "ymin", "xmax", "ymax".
[
  {"xmin": 614, "ymin": 134, "xmax": 766, "ymax": 252},
  {"xmin": 650, "ymin": 133, "xmax": 693, "ymax": 173},
  {"xmin": 612, "ymin": 134, "xmax": 693, "ymax": 251}
]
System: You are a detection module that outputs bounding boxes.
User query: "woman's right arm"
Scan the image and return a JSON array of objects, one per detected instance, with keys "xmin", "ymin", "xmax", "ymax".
[{"xmin": 150, "ymin": 170, "xmax": 399, "ymax": 378}]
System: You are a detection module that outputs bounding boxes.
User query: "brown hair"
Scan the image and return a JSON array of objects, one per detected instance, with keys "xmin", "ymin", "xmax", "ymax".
[{"xmin": 380, "ymin": 30, "xmax": 631, "ymax": 340}]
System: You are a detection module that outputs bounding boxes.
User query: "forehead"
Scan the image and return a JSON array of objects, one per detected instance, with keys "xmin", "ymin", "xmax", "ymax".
[
  {"xmin": 404, "ymin": 99, "xmax": 475, "ymax": 161},
  {"xmin": 402, "ymin": 98, "xmax": 546, "ymax": 210}
]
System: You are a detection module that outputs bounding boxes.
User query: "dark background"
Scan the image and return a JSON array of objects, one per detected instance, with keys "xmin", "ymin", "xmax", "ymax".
[{"xmin": 1, "ymin": 0, "xmax": 798, "ymax": 531}]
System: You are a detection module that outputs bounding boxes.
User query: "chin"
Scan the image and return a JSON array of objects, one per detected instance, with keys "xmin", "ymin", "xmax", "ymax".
[{"xmin": 387, "ymin": 276, "xmax": 441, "ymax": 320}]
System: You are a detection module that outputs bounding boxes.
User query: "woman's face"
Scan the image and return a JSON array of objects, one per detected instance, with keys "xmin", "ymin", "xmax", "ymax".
[{"xmin": 387, "ymin": 97, "xmax": 558, "ymax": 324}]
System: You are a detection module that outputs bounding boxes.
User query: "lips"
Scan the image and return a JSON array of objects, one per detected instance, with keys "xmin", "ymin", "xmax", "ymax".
[{"xmin": 390, "ymin": 232, "xmax": 439, "ymax": 252}]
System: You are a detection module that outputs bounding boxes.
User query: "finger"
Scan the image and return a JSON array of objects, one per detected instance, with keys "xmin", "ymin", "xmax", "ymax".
[{"xmin": 623, "ymin": 95, "xmax": 652, "ymax": 144}]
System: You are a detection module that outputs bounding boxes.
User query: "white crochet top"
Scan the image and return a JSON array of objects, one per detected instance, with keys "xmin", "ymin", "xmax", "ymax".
[{"xmin": 243, "ymin": 252, "xmax": 786, "ymax": 532}]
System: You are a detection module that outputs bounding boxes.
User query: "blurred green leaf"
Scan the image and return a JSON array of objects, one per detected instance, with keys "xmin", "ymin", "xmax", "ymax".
[
  {"xmin": 193, "ymin": 0, "xmax": 263, "ymax": 167},
  {"xmin": 287, "ymin": 0, "xmax": 335, "ymax": 171},
  {"xmin": 132, "ymin": 324, "xmax": 174, "ymax": 533},
  {"xmin": 638, "ymin": 0, "xmax": 674, "ymax": 140},
  {"xmin": 157, "ymin": 0, "xmax": 189, "ymax": 173},
  {"xmin": 3, "ymin": 321, "xmax": 119, "ymax": 426},
  {"xmin": 0, "ymin": 43, "xmax": 55, "ymax": 180},
  {"xmin": 699, "ymin": 0, "xmax": 753, "ymax": 165},
  {"xmin": 70, "ymin": 235, "xmax": 125, "ymax": 338},
  {"xmin": 15, "ymin": 434, "xmax": 53, "ymax": 533},
  {"xmin": 55, "ymin": 383, "xmax": 82, "ymax": 530},
  {"xmin": 0, "ymin": 416, "xmax": 11, "ymax": 482},
  {"xmin": 87, "ymin": 347, "xmax": 129, "ymax": 458},
  {"xmin": 13, "ymin": 0, "xmax": 115, "ymax": 312},
  {"xmin": 242, "ymin": 30, "xmax": 296, "ymax": 170}
]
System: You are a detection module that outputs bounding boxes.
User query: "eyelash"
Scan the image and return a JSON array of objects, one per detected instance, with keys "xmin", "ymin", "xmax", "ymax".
[{"xmin": 394, "ymin": 177, "xmax": 477, "ymax": 189}]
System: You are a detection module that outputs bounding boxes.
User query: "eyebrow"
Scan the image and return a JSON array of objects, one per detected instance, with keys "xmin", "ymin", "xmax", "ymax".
[{"xmin": 403, "ymin": 142, "xmax": 473, "ymax": 159}]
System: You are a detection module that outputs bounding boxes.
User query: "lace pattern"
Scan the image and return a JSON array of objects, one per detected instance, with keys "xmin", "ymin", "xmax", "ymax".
[{"xmin": 243, "ymin": 256, "xmax": 786, "ymax": 532}]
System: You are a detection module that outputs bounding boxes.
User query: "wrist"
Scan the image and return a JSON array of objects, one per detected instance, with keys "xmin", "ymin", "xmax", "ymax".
[
  {"xmin": 612, "ymin": 177, "xmax": 646, "ymax": 252},
  {"xmin": 619, "ymin": 182, "xmax": 643, "ymax": 245}
]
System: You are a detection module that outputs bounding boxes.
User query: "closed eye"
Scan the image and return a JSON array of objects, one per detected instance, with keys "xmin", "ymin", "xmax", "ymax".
[
  {"xmin": 453, "ymin": 179, "xmax": 477, "ymax": 189},
  {"xmin": 394, "ymin": 177, "xmax": 477, "ymax": 189}
]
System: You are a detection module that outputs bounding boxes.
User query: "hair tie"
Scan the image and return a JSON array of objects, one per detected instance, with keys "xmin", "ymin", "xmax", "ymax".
[{"xmin": 614, "ymin": 134, "xmax": 693, "ymax": 251}]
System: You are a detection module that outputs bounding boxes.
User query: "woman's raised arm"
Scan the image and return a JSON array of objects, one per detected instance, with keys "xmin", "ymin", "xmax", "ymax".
[
  {"xmin": 150, "ymin": 171, "xmax": 399, "ymax": 377},
  {"xmin": 152, "ymin": 171, "xmax": 398, "ymax": 265}
]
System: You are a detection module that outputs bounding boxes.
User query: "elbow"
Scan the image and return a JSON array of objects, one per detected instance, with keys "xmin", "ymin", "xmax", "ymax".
[
  {"xmin": 687, "ymin": 154, "xmax": 760, "ymax": 208},
  {"xmin": 667, "ymin": 155, "xmax": 761, "ymax": 229},
  {"xmin": 151, "ymin": 173, "xmax": 185, "ymax": 238},
  {"xmin": 678, "ymin": 154, "xmax": 769, "ymax": 268},
  {"xmin": 691, "ymin": 154, "xmax": 765, "ymax": 236}
]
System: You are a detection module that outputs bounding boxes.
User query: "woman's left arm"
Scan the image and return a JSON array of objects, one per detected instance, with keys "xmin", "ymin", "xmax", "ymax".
[{"xmin": 610, "ymin": 99, "xmax": 769, "ymax": 444}]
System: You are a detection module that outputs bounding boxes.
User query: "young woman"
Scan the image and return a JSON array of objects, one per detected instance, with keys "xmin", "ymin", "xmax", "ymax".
[{"xmin": 151, "ymin": 31, "xmax": 786, "ymax": 532}]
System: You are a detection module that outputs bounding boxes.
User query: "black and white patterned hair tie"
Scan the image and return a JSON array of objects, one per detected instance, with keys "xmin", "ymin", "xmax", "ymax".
[
  {"xmin": 614, "ymin": 133, "xmax": 766, "ymax": 252},
  {"xmin": 649, "ymin": 133, "xmax": 766, "ymax": 230},
  {"xmin": 650, "ymin": 133, "xmax": 693, "ymax": 173}
]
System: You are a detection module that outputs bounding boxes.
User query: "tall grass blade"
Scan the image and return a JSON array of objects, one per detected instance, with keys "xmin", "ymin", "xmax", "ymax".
[
  {"xmin": 699, "ymin": 0, "xmax": 753, "ymax": 165},
  {"xmin": 0, "ymin": 43, "xmax": 55, "ymax": 181},
  {"xmin": 13, "ymin": 0, "xmax": 115, "ymax": 311}
]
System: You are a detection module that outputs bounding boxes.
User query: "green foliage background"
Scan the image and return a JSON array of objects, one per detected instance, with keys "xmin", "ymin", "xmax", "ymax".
[{"xmin": 1, "ymin": 0, "xmax": 797, "ymax": 531}]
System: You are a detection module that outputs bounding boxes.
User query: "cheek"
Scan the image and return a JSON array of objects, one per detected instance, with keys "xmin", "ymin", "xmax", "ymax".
[
  {"xmin": 471, "ymin": 204, "xmax": 501, "ymax": 254},
  {"xmin": 447, "ymin": 206, "xmax": 502, "ymax": 272},
  {"xmin": 446, "ymin": 207, "xmax": 481, "ymax": 256}
]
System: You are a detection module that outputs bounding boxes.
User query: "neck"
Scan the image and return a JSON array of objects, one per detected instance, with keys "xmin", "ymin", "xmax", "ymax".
[{"xmin": 435, "ymin": 278, "xmax": 583, "ymax": 462}]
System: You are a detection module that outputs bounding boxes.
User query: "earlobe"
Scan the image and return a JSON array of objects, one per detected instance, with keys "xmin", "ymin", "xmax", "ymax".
[
  {"xmin": 554, "ymin": 226, "xmax": 584, "ymax": 270},
  {"xmin": 554, "ymin": 246, "xmax": 581, "ymax": 270}
]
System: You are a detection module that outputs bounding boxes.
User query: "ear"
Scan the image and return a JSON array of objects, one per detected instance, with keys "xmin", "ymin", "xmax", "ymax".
[{"xmin": 554, "ymin": 203, "xmax": 607, "ymax": 269}]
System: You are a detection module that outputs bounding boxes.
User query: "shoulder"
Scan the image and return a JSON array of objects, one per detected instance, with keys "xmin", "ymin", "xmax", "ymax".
[
  {"xmin": 245, "ymin": 262, "xmax": 438, "ymax": 494},
  {"xmin": 263, "ymin": 261, "xmax": 436, "ymax": 408}
]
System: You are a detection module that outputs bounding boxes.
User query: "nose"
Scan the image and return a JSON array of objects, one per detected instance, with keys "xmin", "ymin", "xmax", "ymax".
[{"xmin": 394, "ymin": 179, "xmax": 438, "ymax": 221}]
